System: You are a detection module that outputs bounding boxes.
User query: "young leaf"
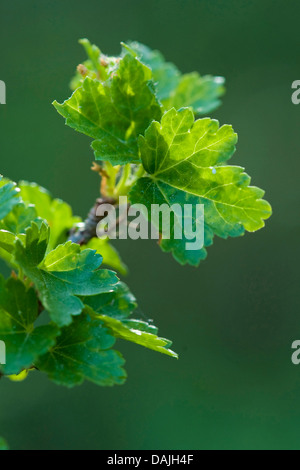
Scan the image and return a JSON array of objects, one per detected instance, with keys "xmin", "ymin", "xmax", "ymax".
[
  {"xmin": 0, "ymin": 230, "xmax": 19, "ymax": 267},
  {"xmin": 124, "ymin": 41, "xmax": 225, "ymax": 115},
  {"xmin": 163, "ymin": 73, "xmax": 225, "ymax": 116},
  {"xmin": 36, "ymin": 313, "xmax": 126, "ymax": 388},
  {"xmin": 0, "ymin": 187, "xmax": 41, "ymax": 268},
  {"xmin": 0, "ymin": 176, "xmax": 20, "ymax": 220},
  {"xmin": 122, "ymin": 41, "xmax": 181, "ymax": 102},
  {"xmin": 137, "ymin": 108, "xmax": 272, "ymax": 232},
  {"xmin": 19, "ymin": 182, "xmax": 81, "ymax": 251},
  {"xmin": 0, "ymin": 276, "xmax": 59, "ymax": 375},
  {"xmin": 78, "ymin": 38, "xmax": 102, "ymax": 74},
  {"xmin": 129, "ymin": 108, "xmax": 271, "ymax": 265},
  {"xmin": 14, "ymin": 223, "xmax": 119, "ymax": 327},
  {"xmin": 0, "ymin": 202, "xmax": 38, "ymax": 236},
  {"xmin": 70, "ymin": 38, "xmax": 119, "ymax": 90},
  {"xmin": 54, "ymin": 54, "xmax": 162, "ymax": 165}
]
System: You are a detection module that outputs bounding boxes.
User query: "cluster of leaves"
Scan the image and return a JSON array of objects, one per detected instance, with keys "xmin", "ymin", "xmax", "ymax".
[
  {"xmin": 0, "ymin": 177, "xmax": 177, "ymax": 387},
  {"xmin": 0, "ymin": 38, "xmax": 271, "ymax": 391},
  {"xmin": 55, "ymin": 39, "xmax": 271, "ymax": 266}
]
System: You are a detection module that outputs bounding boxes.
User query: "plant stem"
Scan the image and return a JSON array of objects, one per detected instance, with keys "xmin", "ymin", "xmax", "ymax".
[
  {"xmin": 68, "ymin": 197, "xmax": 116, "ymax": 246},
  {"xmin": 115, "ymin": 164, "xmax": 131, "ymax": 195},
  {"xmin": 103, "ymin": 162, "xmax": 120, "ymax": 197}
]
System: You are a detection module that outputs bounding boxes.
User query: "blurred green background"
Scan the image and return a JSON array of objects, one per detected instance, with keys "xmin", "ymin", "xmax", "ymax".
[{"xmin": 0, "ymin": 0, "xmax": 300, "ymax": 450}]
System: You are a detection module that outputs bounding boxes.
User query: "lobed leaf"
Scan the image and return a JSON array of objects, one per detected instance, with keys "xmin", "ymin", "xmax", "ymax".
[
  {"xmin": 163, "ymin": 73, "xmax": 225, "ymax": 116},
  {"xmin": 0, "ymin": 202, "xmax": 38, "ymax": 236},
  {"xmin": 14, "ymin": 223, "xmax": 119, "ymax": 327},
  {"xmin": 124, "ymin": 41, "xmax": 225, "ymax": 115},
  {"xmin": 84, "ymin": 283, "xmax": 178, "ymax": 358},
  {"xmin": 122, "ymin": 41, "xmax": 181, "ymax": 102},
  {"xmin": 0, "ymin": 192, "xmax": 41, "ymax": 268},
  {"xmin": 54, "ymin": 54, "xmax": 162, "ymax": 166},
  {"xmin": 130, "ymin": 178, "xmax": 214, "ymax": 266},
  {"xmin": 138, "ymin": 108, "xmax": 272, "ymax": 232},
  {"xmin": 19, "ymin": 182, "xmax": 81, "ymax": 251},
  {"xmin": 36, "ymin": 313, "xmax": 126, "ymax": 387},
  {"xmin": 129, "ymin": 108, "xmax": 271, "ymax": 265}
]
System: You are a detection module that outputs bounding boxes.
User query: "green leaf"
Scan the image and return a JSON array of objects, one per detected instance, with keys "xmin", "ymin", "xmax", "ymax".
[
  {"xmin": 0, "ymin": 437, "xmax": 9, "ymax": 451},
  {"xmin": 78, "ymin": 38, "xmax": 102, "ymax": 73},
  {"xmin": 129, "ymin": 177, "xmax": 223, "ymax": 266},
  {"xmin": 54, "ymin": 54, "xmax": 162, "ymax": 165},
  {"xmin": 0, "ymin": 230, "xmax": 17, "ymax": 254},
  {"xmin": 138, "ymin": 108, "xmax": 272, "ymax": 233},
  {"xmin": 14, "ymin": 223, "xmax": 119, "ymax": 327},
  {"xmin": 123, "ymin": 41, "xmax": 181, "ymax": 102},
  {"xmin": 0, "ymin": 202, "xmax": 38, "ymax": 235},
  {"xmin": 82, "ymin": 281, "xmax": 137, "ymax": 320},
  {"xmin": 70, "ymin": 39, "xmax": 119, "ymax": 90},
  {"xmin": 84, "ymin": 283, "xmax": 177, "ymax": 358},
  {"xmin": 129, "ymin": 108, "xmax": 271, "ymax": 265},
  {"xmin": 0, "ymin": 190, "xmax": 41, "ymax": 268},
  {"xmin": 0, "ymin": 230, "xmax": 19, "ymax": 266},
  {"xmin": 19, "ymin": 182, "xmax": 81, "ymax": 251},
  {"xmin": 36, "ymin": 312, "xmax": 126, "ymax": 387},
  {"xmin": 0, "ymin": 176, "xmax": 20, "ymax": 221},
  {"xmin": 70, "ymin": 38, "xmax": 101, "ymax": 91},
  {"xmin": 163, "ymin": 73, "xmax": 225, "ymax": 116},
  {"xmin": 0, "ymin": 276, "xmax": 59, "ymax": 375},
  {"xmin": 124, "ymin": 41, "xmax": 225, "ymax": 115},
  {"xmin": 92, "ymin": 311, "xmax": 178, "ymax": 358},
  {"xmin": 85, "ymin": 237, "xmax": 128, "ymax": 276}
]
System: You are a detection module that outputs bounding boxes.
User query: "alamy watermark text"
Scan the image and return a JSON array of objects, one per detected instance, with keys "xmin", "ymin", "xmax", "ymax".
[
  {"xmin": 95, "ymin": 196, "xmax": 204, "ymax": 251},
  {"xmin": 0, "ymin": 80, "xmax": 6, "ymax": 104},
  {"xmin": 0, "ymin": 340, "xmax": 6, "ymax": 365}
]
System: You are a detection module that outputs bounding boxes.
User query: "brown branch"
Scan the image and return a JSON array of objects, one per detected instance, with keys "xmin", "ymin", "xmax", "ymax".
[{"xmin": 68, "ymin": 197, "xmax": 117, "ymax": 246}]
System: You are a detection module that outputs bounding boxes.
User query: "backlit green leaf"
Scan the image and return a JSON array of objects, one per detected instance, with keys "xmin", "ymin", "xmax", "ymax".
[
  {"xmin": 19, "ymin": 182, "xmax": 81, "ymax": 251},
  {"xmin": 54, "ymin": 54, "xmax": 162, "ymax": 165},
  {"xmin": 0, "ymin": 177, "xmax": 20, "ymax": 221},
  {"xmin": 163, "ymin": 73, "xmax": 225, "ymax": 115},
  {"xmin": 70, "ymin": 39, "xmax": 120, "ymax": 90},
  {"xmin": 0, "ymin": 230, "xmax": 19, "ymax": 266},
  {"xmin": 128, "ymin": 108, "xmax": 271, "ymax": 265},
  {"xmin": 0, "ymin": 203, "xmax": 38, "ymax": 235},
  {"xmin": 138, "ymin": 108, "xmax": 272, "ymax": 233},
  {"xmin": 123, "ymin": 41, "xmax": 181, "ymax": 102},
  {"xmin": 14, "ymin": 223, "xmax": 119, "ymax": 327},
  {"xmin": 129, "ymin": 178, "xmax": 218, "ymax": 266},
  {"xmin": 125, "ymin": 41, "xmax": 225, "ymax": 115}
]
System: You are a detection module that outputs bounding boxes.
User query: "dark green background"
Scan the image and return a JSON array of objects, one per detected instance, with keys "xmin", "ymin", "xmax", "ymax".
[{"xmin": 0, "ymin": 0, "xmax": 300, "ymax": 450}]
